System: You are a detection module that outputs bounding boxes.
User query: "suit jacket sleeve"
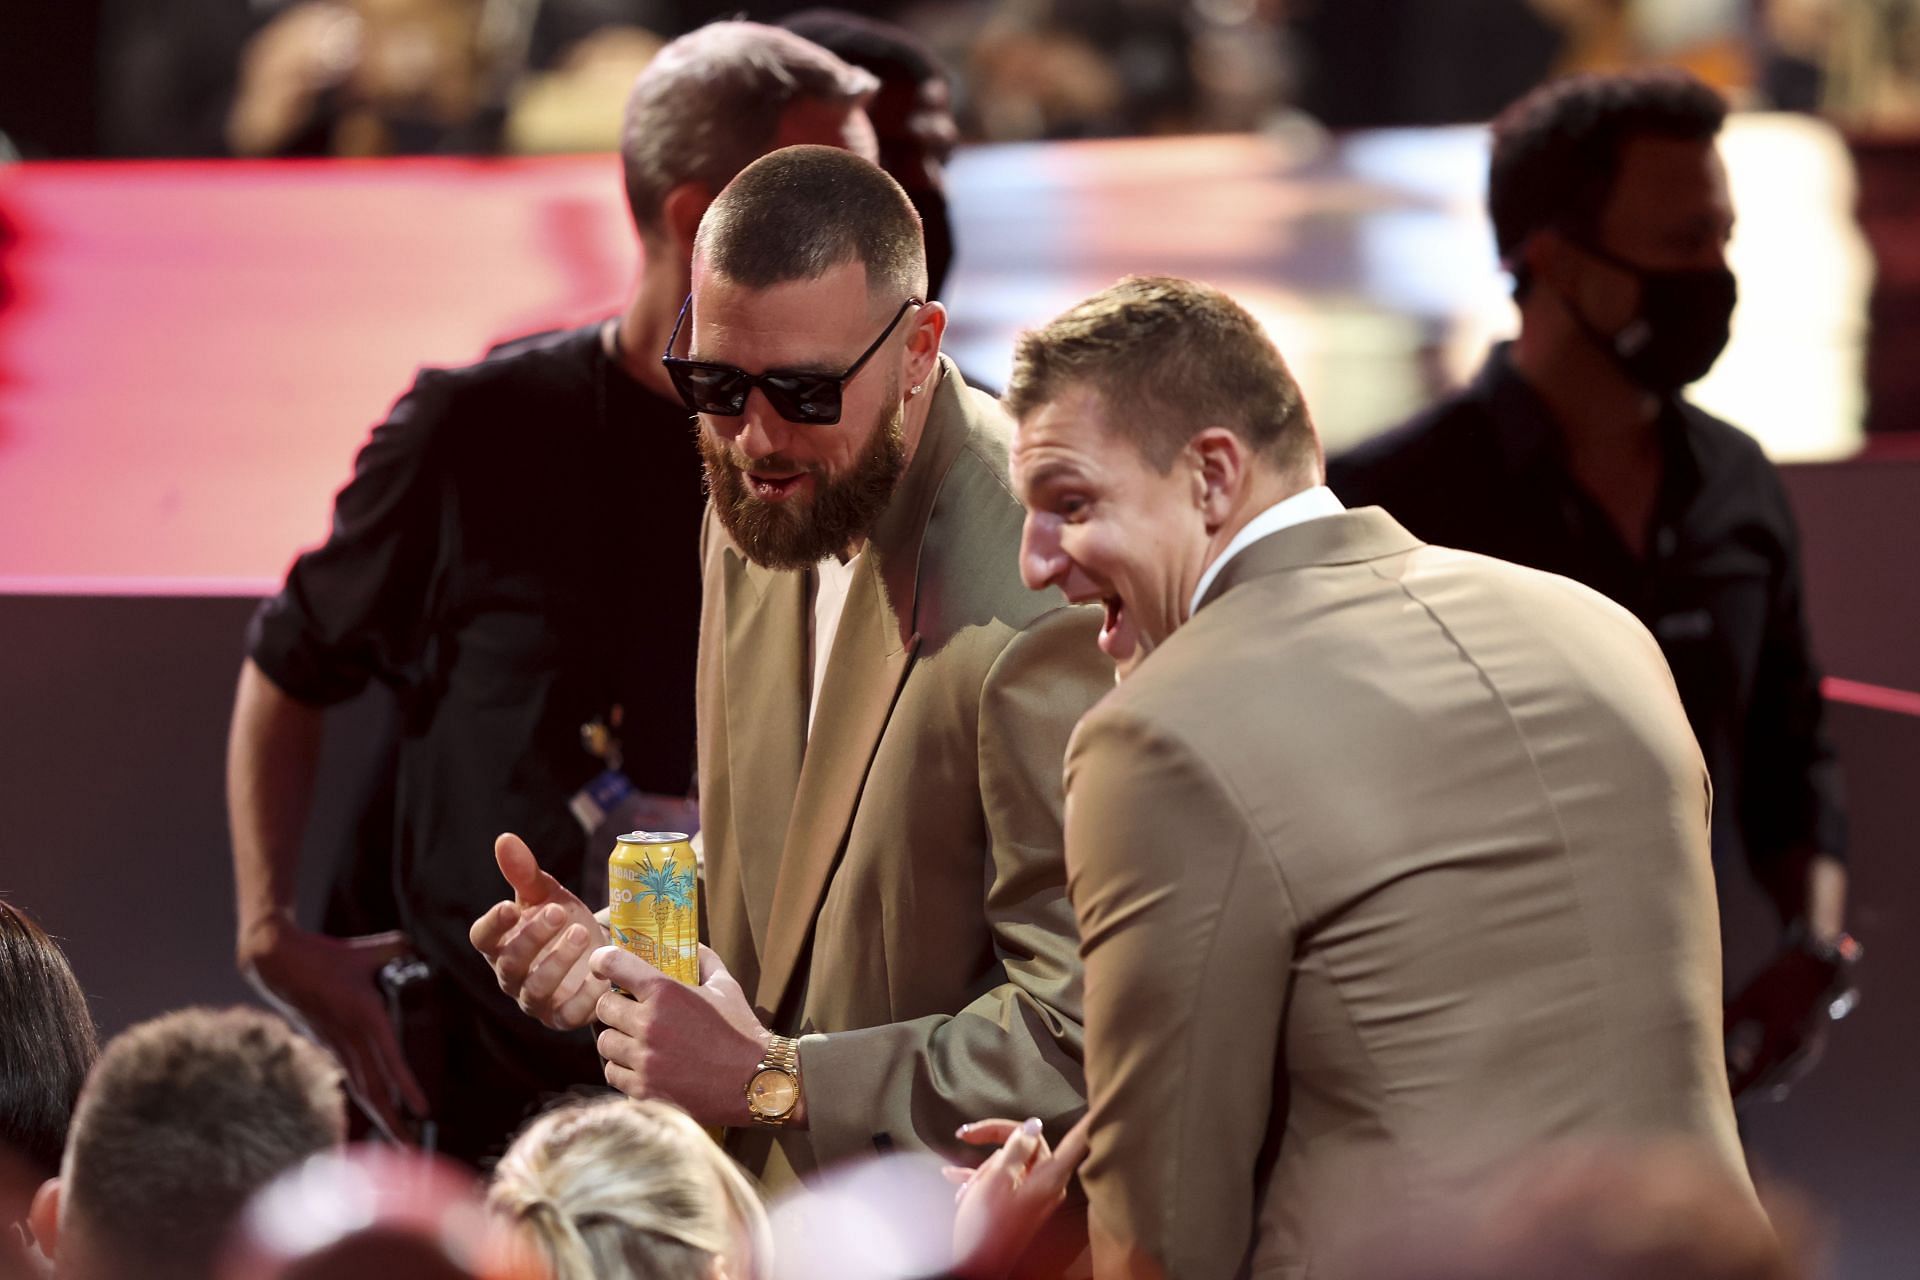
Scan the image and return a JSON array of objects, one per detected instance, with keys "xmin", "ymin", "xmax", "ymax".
[
  {"xmin": 1067, "ymin": 704, "xmax": 1297, "ymax": 1280},
  {"xmin": 797, "ymin": 605, "xmax": 1108, "ymax": 1164}
]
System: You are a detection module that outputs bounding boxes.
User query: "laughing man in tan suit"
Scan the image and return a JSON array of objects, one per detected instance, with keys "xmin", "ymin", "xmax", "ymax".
[
  {"xmin": 471, "ymin": 147, "xmax": 1109, "ymax": 1190},
  {"xmin": 969, "ymin": 277, "xmax": 1755, "ymax": 1278}
]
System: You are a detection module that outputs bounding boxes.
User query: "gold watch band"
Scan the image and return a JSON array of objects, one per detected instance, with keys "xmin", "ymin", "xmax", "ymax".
[{"xmin": 762, "ymin": 1034, "xmax": 800, "ymax": 1074}]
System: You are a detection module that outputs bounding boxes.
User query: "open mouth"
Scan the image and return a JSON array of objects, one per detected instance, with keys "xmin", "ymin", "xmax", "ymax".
[
  {"xmin": 746, "ymin": 471, "xmax": 808, "ymax": 502},
  {"xmin": 1097, "ymin": 595, "xmax": 1138, "ymax": 664}
]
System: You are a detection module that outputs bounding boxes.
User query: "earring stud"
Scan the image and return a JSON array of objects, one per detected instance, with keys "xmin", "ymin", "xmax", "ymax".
[{"xmin": 911, "ymin": 383, "xmax": 924, "ymax": 396}]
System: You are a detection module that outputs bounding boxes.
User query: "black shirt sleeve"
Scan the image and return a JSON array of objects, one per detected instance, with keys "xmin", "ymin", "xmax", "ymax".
[
  {"xmin": 246, "ymin": 371, "xmax": 452, "ymax": 706},
  {"xmin": 1737, "ymin": 462, "xmax": 1848, "ymax": 873}
]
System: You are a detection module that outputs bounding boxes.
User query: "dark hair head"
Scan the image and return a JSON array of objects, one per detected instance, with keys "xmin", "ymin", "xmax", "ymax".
[
  {"xmin": 1489, "ymin": 69, "xmax": 1727, "ymax": 293},
  {"xmin": 0, "ymin": 898, "xmax": 97, "ymax": 1179},
  {"xmin": 778, "ymin": 9, "xmax": 948, "ymax": 91},
  {"xmin": 1007, "ymin": 275, "xmax": 1319, "ymax": 475},
  {"xmin": 64, "ymin": 1006, "xmax": 345, "ymax": 1280},
  {"xmin": 619, "ymin": 21, "xmax": 878, "ymax": 239},
  {"xmin": 694, "ymin": 144, "xmax": 927, "ymax": 300}
]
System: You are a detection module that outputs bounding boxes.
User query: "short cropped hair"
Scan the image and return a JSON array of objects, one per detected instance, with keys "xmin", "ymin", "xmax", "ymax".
[
  {"xmin": 490, "ymin": 1097, "xmax": 770, "ymax": 1280},
  {"xmin": 0, "ymin": 899, "xmax": 97, "ymax": 1178},
  {"xmin": 1490, "ymin": 69, "xmax": 1727, "ymax": 293},
  {"xmin": 1007, "ymin": 275, "xmax": 1319, "ymax": 475},
  {"xmin": 694, "ymin": 144, "xmax": 927, "ymax": 300},
  {"xmin": 62, "ymin": 1006, "xmax": 345, "ymax": 1280},
  {"xmin": 620, "ymin": 21, "xmax": 878, "ymax": 238}
]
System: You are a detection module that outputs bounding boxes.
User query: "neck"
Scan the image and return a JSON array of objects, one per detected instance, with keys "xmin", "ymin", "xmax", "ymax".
[
  {"xmin": 612, "ymin": 248, "xmax": 692, "ymax": 401},
  {"xmin": 1511, "ymin": 302, "xmax": 1661, "ymax": 461},
  {"xmin": 1193, "ymin": 467, "xmax": 1314, "ymax": 602}
]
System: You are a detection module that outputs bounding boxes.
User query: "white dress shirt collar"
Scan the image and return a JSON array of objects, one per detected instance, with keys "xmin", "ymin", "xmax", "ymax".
[{"xmin": 1188, "ymin": 485, "xmax": 1345, "ymax": 617}]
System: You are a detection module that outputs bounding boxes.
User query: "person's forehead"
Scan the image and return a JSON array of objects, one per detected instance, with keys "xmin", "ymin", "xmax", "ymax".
[
  {"xmin": 773, "ymin": 96, "xmax": 878, "ymax": 163},
  {"xmin": 1607, "ymin": 135, "xmax": 1730, "ymax": 217},
  {"xmin": 1012, "ymin": 388, "xmax": 1115, "ymax": 472},
  {"xmin": 690, "ymin": 261, "xmax": 880, "ymax": 367}
]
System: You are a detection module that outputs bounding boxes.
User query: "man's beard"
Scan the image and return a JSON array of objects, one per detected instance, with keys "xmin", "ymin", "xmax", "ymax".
[{"xmin": 700, "ymin": 396, "xmax": 909, "ymax": 571}]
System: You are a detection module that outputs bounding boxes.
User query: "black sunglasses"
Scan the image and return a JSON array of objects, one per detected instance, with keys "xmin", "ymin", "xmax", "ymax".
[{"xmin": 661, "ymin": 294, "xmax": 923, "ymax": 426}]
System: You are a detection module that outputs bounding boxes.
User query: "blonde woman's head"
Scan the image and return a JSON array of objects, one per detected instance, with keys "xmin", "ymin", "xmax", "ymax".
[{"xmin": 489, "ymin": 1098, "xmax": 769, "ymax": 1280}]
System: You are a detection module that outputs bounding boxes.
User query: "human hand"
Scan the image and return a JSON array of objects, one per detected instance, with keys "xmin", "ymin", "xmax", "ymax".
[
  {"xmin": 945, "ymin": 1115, "xmax": 1090, "ymax": 1279},
  {"xmin": 1725, "ymin": 945, "xmax": 1842, "ymax": 1099},
  {"xmin": 591, "ymin": 944, "xmax": 774, "ymax": 1128},
  {"xmin": 468, "ymin": 833, "xmax": 607, "ymax": 1031},
  {"xmin": 238, "ymin": 917, "xmax": 429, "ymax": 1142}
]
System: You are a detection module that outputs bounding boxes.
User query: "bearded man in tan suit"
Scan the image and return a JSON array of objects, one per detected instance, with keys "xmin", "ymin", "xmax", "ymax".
[
  {"xmin": 964, "ymin": 276, "xmax": 1757, "ymax": 1279},
  {"xmin": 470, "ymin": 146, "xmax": 1108, "ymax": 1191}
]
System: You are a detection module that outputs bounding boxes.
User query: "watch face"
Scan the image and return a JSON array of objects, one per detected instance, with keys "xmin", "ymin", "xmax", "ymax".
[{"xmin": 749, "ymin": 1067, "xmax": 798, "ymax": 1117}]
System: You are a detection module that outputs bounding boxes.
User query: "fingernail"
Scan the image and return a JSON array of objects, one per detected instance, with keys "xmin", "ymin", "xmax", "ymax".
[
  {"xmin": 1022, "ymin": 1117, "xmax": 1043, "ymax": 1137},
  {"xmin": 544, "ymin": 904, "xmax": 566, "ymax": 924},
  {"xmin": 955, "ymin": 1123, "xmax": 972, "ymax": 1137}
]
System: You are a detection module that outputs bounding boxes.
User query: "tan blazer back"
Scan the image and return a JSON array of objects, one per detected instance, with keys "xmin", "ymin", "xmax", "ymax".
[
  {"xmin": 1068, "ymin": 508, "xmax": 1749, "ymax": 1279},
  {"xmin": 697, "ymin": 360, "xmax": 1112, "ymax": 1185}
]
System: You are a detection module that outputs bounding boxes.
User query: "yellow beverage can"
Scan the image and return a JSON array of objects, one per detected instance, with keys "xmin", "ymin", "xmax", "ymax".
[{"xmin": 608, "ymin": 831, "xmax": 700, "ymax": 986}]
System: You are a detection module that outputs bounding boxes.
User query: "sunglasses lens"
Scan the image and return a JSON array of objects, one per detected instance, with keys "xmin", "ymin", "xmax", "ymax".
[
  {"xmin": 764, "ymin": 374, "xmax": 843, "ymax": 425},
  {"xmin": 670, "ymin": 363, "xmax": 748, "ymax": 415}
]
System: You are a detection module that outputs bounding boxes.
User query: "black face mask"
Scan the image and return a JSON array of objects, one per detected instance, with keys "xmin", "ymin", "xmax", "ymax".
[
  {"xmin": 908, "ymin": 185, "xmax": 955, "ymax": 302},
  {"xmin": 1569, "ymin": 240, "xmax": 1738, "ymax": 393}
]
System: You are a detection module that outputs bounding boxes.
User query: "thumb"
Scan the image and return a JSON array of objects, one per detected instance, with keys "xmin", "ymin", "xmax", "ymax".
[
  {"xmin": 1033, "ymin": 1115, "xmax": 1092, "ymax": 1195},
  {"xmin": 495, "ymin": 833, "xmax": 557, "ymax": 905}
]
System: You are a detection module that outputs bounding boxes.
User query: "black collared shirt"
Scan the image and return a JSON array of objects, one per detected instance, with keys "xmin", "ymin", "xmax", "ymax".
[
  {"xmin": 1329, "ymin": 344, "xmax": 1846, "ymax": 881},
  {"xmin": 248, "ymin": 323, "xmax": 707, "ymax": 1032}
]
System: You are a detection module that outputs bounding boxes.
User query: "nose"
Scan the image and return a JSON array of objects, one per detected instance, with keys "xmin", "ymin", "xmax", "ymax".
[
  {"xmin": 734, "ymin": 389, "xmax": 792, "ymax": 461},
  {"xmin": 1020, "ymin": 513, "xmax": 1071, "ymax": 592}
]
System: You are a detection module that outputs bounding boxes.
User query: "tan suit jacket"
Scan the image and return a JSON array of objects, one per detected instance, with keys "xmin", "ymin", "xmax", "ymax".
[
  {"xmin": 698, "ymin": 358, "xmax": 1110, "ymax": 1186},
  {"xmin": 1067, "ymin": 507, "xmax": 1750, "ymax": 1279}
]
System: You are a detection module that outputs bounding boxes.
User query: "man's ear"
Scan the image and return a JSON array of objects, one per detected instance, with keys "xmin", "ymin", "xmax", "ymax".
[
  {"xmin": 27, "ymin": 1177, "xmax": 60, "ymax": 1259},
  {"xmin": 903, "ymin": 300, "xmax": 948, "ymax": 393},
  {"xmin": 1520, "ymin": 228, "xmax": 1578, "ymax": 301},
  {"xmin": 661, "ymin": 181, "xmax": 713, "ymax": 259},
  {"xmin": 1190, "ymin": 428, "xmax": 1248, "ymax": 531}
]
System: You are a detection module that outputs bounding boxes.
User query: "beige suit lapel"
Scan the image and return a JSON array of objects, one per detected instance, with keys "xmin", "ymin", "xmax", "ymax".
[
  {"xmin": 751, "ymin": 357, "xmax": 972, "ymax": 1018},
  {"xmin": 721, "ymin": 550, "xmax": 809, "ymax": 959}
]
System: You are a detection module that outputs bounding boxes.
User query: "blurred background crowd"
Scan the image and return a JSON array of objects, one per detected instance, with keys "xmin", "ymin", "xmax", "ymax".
[{"xmin": 6, "ymin": 0, "xmax": 1920, "ymax": 162}]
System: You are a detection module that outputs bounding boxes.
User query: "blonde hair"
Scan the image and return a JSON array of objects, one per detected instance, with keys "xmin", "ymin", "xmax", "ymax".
[
  {"xmin": 489, "ymin": 1098, "xmax": 770, "ymax": 1280},
  {"xmin": 1007, "ymin": 274, "xmax": 1321, "ymax": 477}
]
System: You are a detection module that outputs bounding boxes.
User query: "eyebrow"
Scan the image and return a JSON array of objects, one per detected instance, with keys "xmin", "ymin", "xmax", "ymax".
[
  {"xmin": 685, "ymin": 353, "xmax": 843, "ymax": 377},
  {"xmin": 1017, "ymin": 461, "xmax": 1087, "ymax": 494}
]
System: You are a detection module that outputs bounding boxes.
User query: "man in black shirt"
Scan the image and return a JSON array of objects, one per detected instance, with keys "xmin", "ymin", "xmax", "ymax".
[
  {"xmin": 1331, "ymin": 70, "xmax": 1853, "ymax": 1104},
  {"xmin": 226, "ymin": 21, "xmax": 880, "ymax": 1165}
]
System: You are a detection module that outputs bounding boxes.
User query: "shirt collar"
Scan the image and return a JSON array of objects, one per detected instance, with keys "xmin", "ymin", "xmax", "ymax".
[
  {"xmin": 1476, "ymin": 341, "xmax": 1706, "ymax": 497},
  {"xmin": 1188, "ymin": 485, "xmax": 1346, "ymax": 617}
]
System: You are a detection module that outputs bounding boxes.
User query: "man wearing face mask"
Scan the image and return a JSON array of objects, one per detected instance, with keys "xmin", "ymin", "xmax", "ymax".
[{"xmin": 1330, "ymin": 70, "xmax": 1855, "ymax": 1107}]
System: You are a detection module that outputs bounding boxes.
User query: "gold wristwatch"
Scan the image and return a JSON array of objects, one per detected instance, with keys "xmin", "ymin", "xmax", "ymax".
[{"xmin": 745, "ymin": 1035, "xmax": 801, "ymax": 1127}]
